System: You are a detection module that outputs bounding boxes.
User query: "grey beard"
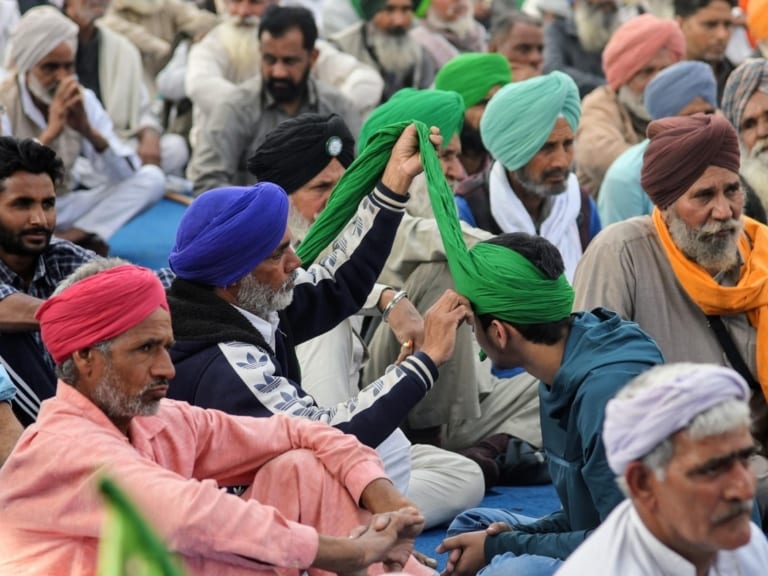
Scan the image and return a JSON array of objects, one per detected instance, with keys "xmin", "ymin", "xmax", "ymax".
[
  {"xmin": 91, "ymin": 360, "xmax": 162, "ymax": 421},
  {"xmin": 666, "ymin": 211, "xmax": 743, "ymax": 275},
  {"xmin": 740, "ymin": 138, "xmax": 768, "ymax": 212},
  {"xmin": 217, "ymin": 20, "xmax": 261, "ymax": 81},
  {"xmin": 27, "ymin": 74, "xmax": 56, "ymax": 106},
  {"xmin": 369, "ymin": 25, "xmax": 421, "ymax": 76},
  {"xmin": 237, "ymin": 272, "xmax": 296, "ymax": 317},
  {"xmin": 514, "ymin": 166, "xmax": 569, "ymax": 198},
  {"xmin": 573, "ymin": 3, "xmax": 619, "ymax": 53},
  {"xmin": 287, "ymin": 203, "xmax": 314, "ymax": 245},
  {"xmin": 425, "ymin": 8, "xmax": 477, "ymax": 41},
  {"xmin": 618, "ymin": 85, "xmax": 651, "ymax": 122}
]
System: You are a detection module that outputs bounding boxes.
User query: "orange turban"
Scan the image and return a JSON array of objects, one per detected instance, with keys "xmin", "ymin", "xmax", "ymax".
[
  {"xmin": 748, "ymin": 0, "xmax": 768, "ymax": 42},
  {"xmin": 36, "ymin": 265, "xmax": 169, "ymax": 364},
  {"xmin": 641, "ymin": 114, "xmax": 740, "ymax": 209},
  {"xmin": 602, "ymin": 14, "xmax": 686, "ymax": 91}
]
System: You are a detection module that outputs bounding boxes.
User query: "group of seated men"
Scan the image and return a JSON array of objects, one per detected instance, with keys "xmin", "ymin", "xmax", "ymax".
[{"xmin": 2, "ymin": 0, "xmax": 768, "ymax": 574}]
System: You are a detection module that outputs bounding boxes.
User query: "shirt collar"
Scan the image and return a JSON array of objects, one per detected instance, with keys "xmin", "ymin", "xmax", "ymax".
[{"xmin": 231, "ymin": 304, "xmax": 279, "ymax": 349}]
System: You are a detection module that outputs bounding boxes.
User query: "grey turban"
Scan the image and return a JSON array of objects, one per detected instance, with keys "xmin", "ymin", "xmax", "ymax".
[{"xmin": 8, "ymin": 6, "xmax": 78, "ymax": 73}]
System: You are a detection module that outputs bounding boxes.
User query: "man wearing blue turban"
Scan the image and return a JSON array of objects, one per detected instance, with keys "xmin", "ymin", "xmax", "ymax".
[
  {"xmin": 164, "ymin": 124, "xmax": 484, "ymax": 530},
  {"xmin": 454, "ymin": 71, "xmax": 601, "ymax": 283}
]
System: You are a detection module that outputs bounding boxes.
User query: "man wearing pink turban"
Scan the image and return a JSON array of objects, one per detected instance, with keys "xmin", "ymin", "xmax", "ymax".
[
  {"xmin": 0, "ymin": 261, "xmax": 436, "ymax": 575},
  {"xmin": 574, "ymin": 14, "xmax": 686, "ymax": 196}
]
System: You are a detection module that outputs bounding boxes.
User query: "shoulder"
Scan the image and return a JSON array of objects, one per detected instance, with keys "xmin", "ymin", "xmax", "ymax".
[
  {"xmin": 96, "ymin": 22, "xmax": 140, "ymax": 55},
  {"xmin": 587, "ymin": 216, "xmax": 656, "ymax": 251},
  {"xmin": 580, "ymin": 86, "xmax": 620, "ymax": 115}
]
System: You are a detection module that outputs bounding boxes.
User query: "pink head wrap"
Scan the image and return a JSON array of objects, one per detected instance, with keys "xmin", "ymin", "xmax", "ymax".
[
  {"xmin": 36, "ymin": 265, "xmax": 169, "ymax": 364},
  {"xmin": 602, "ymin": 14, "xmax": 686, "ymax": 91},
  {"xmin": 604, "ymin": 364, "xmax": 749, "ymax": 476}
]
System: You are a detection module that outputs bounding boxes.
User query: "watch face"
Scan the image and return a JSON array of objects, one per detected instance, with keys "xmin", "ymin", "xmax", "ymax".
[{"xmin": 326, "ymin": 136, "xmax": 343, "ymax": 157}]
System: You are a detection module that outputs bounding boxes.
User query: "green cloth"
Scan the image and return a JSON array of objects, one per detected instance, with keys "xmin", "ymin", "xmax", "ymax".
[
  {"xmin": 435, "ymin": 53, "xmax": 511, "ymax": 109},
  {"xmin": 296, "ymin": 121, "xmax": 574, "ymax": 324},
  {"xmin": 98, "ymin": 477, "xmax": 187, "ymax": 576},
  {"xmin": 480, "ymin": 71, "xmax": 581, "ymax": 171},
  {"xmin": 358, "ymin": 88, "xmax": 464, "ymax": 153}
]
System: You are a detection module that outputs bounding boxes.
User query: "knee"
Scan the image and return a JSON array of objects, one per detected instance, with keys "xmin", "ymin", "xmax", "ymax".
[
  {"xmin": 133, "ymin": 164, "xmax": 167, "ymax": 201},
  {"xmin": 446, "ymin": 507, "xmax": 499, "ymax": 536}
]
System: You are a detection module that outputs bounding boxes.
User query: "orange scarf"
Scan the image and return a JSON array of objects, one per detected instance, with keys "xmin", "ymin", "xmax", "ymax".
[{"xmin": 653, "ymin": 208, "xmax": 768, "ymax": 400}]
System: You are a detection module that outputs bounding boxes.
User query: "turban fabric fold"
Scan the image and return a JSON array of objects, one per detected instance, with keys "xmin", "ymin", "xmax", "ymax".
[
  {"xmin": 722, "ymin": 58, "xmax": 768, "ymax": 134},
  {"xmin": 36, "ymin": 265, "xmax": 169, "ymax": 364},
  {"xmin": 641, "ymin": 114, "xmax": 740, "ymax": 209},
  {"xmin": 353, "ymin": 0, "xmax": 419, "ymax": 20},
  {"xmin": 297, "ymin": 121, "xmax": 574, "ymax": 325},
  {"xmin": 8, "ymin": 5, "xmax": 78, "ymax": 73},
  {"xmin": 247, "ymin": 113, "xmax": 355, "ymax": 194},
  {"xmin": 748, "ymin": 0, "xmax": 768, "ymax": 42},
  {"xmin": 480, "ymin": 71, "xmax": 581, "ymax": 172},
  {"xmin": 602, "ymin": 14, "xmax": 686, "ymax": 91},
  {"xmin": 644, "ymin": 61, "xmax": 717, "ymax": 120},
  {"xmin": 434, "ymin": 53, "xmax": 511, "ymax": 109},
  {"xmin": 358, "ymin": 88, "xmax": 464, "ymax": 153},
  {"xmin": 604, "ymin": 364, "xmax": 750, "ymax": 475},
  {"xmin": 169, "ymin": 184, "xmax": 289, "ymax": 287}
]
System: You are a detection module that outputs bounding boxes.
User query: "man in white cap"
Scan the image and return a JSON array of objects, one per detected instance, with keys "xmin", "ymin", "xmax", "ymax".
[
  {"xmin": 0, "ymin": 5, "xmax": 165, "ymax": 253},
  {"xmin": 559, "ymin": 362, "xmax": 768, "ymax": 574}
]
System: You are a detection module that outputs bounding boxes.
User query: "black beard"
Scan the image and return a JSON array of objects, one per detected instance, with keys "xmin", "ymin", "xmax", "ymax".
[
  {"xmin": 0, "ymin": 222, "xmax": 52, "ymax": 256},
  {"xmin": 266, "ymin": 73, "xmax": 308, "ymax": 104}
]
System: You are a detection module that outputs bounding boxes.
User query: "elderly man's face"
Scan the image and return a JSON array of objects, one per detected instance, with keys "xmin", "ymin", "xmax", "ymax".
[
  {"xmin": 227, "ymin": 0, "xmax": 277, "ymax": 24},
  {"xmin": 625, "ymin": 47, "xmax": 675, "ymax": 96},
  {"xmin": 260, "ymin": 27, "xmax": 316, "ymax": 104},
  {"xmin": 490, "ymin": 22, "xmax": 543, "ymax": 81},
  {"xmin": 664, "ymin": 165, "xmax": 744, "ymax": 274},
  {"xmin": 373, "ymin": 0, "xmax": 414, "ymax": 34},
  {"xmin": 514, "ymin": 117, "xmax": 574, "ymax": 197},
  {"xmin": 79, "ymin": 308, "xmax": 175, "ymax": 430},
  {"xmin": 439, "ymin": 134, "xmax": 466, "ymax": 186},
  {"xmin": 429, "ymin": 0, "xmax": 469, "ymax": 22},
  {"xmin": 26, "ymin": 42, "xmax": 76, "ymax": 106},
  {"xmin": 647, "ymin": 426, "xmax": 756, "ymax": 559},
  {"xmin": 290, "ymin": 158, "xmax": 345, "ymax": 224},
  {"xmin": 739, "ymin": 90, "xmax": 768, "ymax": 158},
  {"xmin": 678, "ymin": 0, "xmax": 733, "ymax": 63},
  {"xmin": 0, "ymin": 171, "xmax": 56, "ymax": 258}
]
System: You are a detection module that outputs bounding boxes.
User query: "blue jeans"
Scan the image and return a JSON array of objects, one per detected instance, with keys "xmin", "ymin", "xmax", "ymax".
[{"xmin": 448, "ymin": 508, "xmax": 563, "ymax": 576}]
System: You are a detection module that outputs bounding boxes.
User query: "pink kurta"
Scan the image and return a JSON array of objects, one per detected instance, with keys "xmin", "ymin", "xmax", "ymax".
[{"xmin": 0, "ymin": 382, "xmax": 388, "ymax": 575}]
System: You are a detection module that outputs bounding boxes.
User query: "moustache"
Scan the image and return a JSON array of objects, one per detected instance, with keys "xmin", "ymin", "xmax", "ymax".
[
  {"xmin": 697, "ymin": 219, "xmax": 740, "ymax": 238},
  {"xmin": 542, "ymin": 168, "xmax": 569, "ymax": 180},
  {"xmin": 750, "ymin": 138, "xmax": 768, "ymax": 158},
  {"xmin": 21, "ymin": 226, "xmax": 52, "ymax": 236},
  {"xmin": 712, "ymin": 500, "xmax": 753, "ymax": 525}
]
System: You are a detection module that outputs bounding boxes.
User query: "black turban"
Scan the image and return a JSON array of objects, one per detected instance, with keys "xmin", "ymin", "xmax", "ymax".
[{"xmin": 247, "ymin": 113, "xmax": 355, "ymax": 194}]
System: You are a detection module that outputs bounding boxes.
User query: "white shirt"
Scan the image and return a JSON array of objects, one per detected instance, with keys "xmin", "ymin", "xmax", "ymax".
[{"xmin": 557, "ymin": 500, "xmax": 768, "ymax": 576}]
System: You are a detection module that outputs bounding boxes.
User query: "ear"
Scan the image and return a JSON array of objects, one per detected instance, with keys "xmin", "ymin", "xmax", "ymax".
[
  {"xmin": 309, "ymin": 47, "xmax": 319, "ymax": 68},
  {"xmin": 70, "ymin": 347, "xmax": 95, "ymax": 378},
  {"xmin": 488, "ymin": 319, "xmax": 512, "ymax": 350},
  {"xmin": 625, "ymin": 461, "xmax": 660, "ymax": 511}
]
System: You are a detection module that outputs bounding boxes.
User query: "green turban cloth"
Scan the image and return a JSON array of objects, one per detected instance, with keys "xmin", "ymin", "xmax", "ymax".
[
  {"xmin": 298, "ymin": 122, "xmax": 574, "ymax": 325},
  {"xmin": 353, "ymin": 0, "xmax": 419, "ymax": 20},
  {"xmin": 435, "ymin": 53, "xmax": 511, "ymax": 109},
  {"xmin": 358, "ymin": 88, "xmax": 464, "ymax": 153},
  {"xmin": 480, "ymin": 71, "xmax": 581, "ymax": 171}
]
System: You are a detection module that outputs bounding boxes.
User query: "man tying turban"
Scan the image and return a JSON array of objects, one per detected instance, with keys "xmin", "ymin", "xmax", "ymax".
[
  {"xmin": 455, "ymin": 71, "xmax": 601, "ymax": 282},
  {"xmin": 574, "ymin": 13, "xmax": 686, "ymax": 195},
  {"xmin": 722, "ymin": 58, "xmax": 768, "ymax": 215},
  {"xmin": 0, "ymin": 5, "xmax": 166, "ymax": 254},
  {"xmin": 434, "ymin": 232, "xmax": 663, "ymax": 576},
  {"xmin": 329, "ymin": 0, "xmax": 436, "ymax": 102},
  {"xmin": 559, "ymin": 363, "xmax": 768, "ymax": 575},
  {"xmin": 0, "ymin": 260, "xmax": 438, "ymax": 575},
  {"xmin": 435, "ymin": 52, "xmax": 511, "ymax": 176},
  {"xmin": 574, "ymin": 112, "xmax": 768, "ymax": 525},
  {"xmin": 166, "ymin": 122, "xmax": 484, "ymax": 530}
]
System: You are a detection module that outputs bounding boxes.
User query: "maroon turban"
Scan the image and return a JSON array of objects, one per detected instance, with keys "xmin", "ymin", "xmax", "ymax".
[
  {"xmin": 36, "ymin": 265, "xmax": 169, "ymax": 364},
  {"xmin": 641, "ymin": 114, "xmax": 741, "ymax": 209}
]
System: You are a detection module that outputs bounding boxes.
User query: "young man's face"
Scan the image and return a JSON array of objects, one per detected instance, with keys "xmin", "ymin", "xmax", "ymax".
[
  {"xmin": 260, "ymin": 27, "xmax": 315, "ymax": 104},
  {"xmin": 677, "ymin": 0, "xmax": 733, "ymax": 63},
  {"xmin": 646, "ymin": 426, "xmax": 756, "ymax": 558},
  {"xmin": 0, "ymin": 171, "xmax": 56, "ymax": 258}
]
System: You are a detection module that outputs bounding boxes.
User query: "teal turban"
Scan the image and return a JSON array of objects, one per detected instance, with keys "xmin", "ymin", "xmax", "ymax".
[
  {"xmin": 358, "ymin": 88, "xmax": 464, "ymax": 153},
  {"xmin": 297, "ymin": 122, "xmax": 574, "ymax": 325},
  {"xmin": 480, "ymin": 71, "xmax": 581, "ymax": 171},
  {"xmin": 435, "ymin": 53, "xmax": 511, "ymax": 109}
]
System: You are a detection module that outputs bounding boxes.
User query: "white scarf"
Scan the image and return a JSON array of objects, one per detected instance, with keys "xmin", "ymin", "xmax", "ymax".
[{"xmin": 488, "ymin": 160, "xmax": 583, "ymax": 281}]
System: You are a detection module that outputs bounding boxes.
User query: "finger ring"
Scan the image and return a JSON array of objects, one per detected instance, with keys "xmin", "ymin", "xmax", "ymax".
[{"xmin": 401, "ymin": 340, "xmax": 412, "ymax": 349}]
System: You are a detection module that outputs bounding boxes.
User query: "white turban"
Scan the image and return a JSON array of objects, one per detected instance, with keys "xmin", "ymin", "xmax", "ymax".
[
  {"xmin": 603, "ymin": 364, "xmax": 750, "ymax": 476},
  {"xmin": 8, "ymin": 5, "xmax": 78, "ymax": 73}
]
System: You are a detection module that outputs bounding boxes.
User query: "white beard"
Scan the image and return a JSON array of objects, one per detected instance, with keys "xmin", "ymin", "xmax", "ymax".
[
  {"xmin": 369, "ymin": 26, "xmax": 421, "ymax": 76},
  {"xmin": 617, "ymin": 85, "xmax": 651, "ymax": 122},
  {"xmin": 573, "ymin": 3, "xmax": 620, "ymax": 53},
  {"xmin": 425, "ymin": 7, "xmax": 477, "ymax": 40},
  {"xmin": 741, "ymin": 138, "xmax": 768, "ymax": 212},
  {"xmin": 665, "ymin": 210, "xmax": 743, "ymax": 275},
  {"xmin": 287, "ymin": 202, "xmax": 314, "ymax": 245},
  {"xmin": 218, "ymin": 19, "xmax": 261, "ymax": 82}
]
